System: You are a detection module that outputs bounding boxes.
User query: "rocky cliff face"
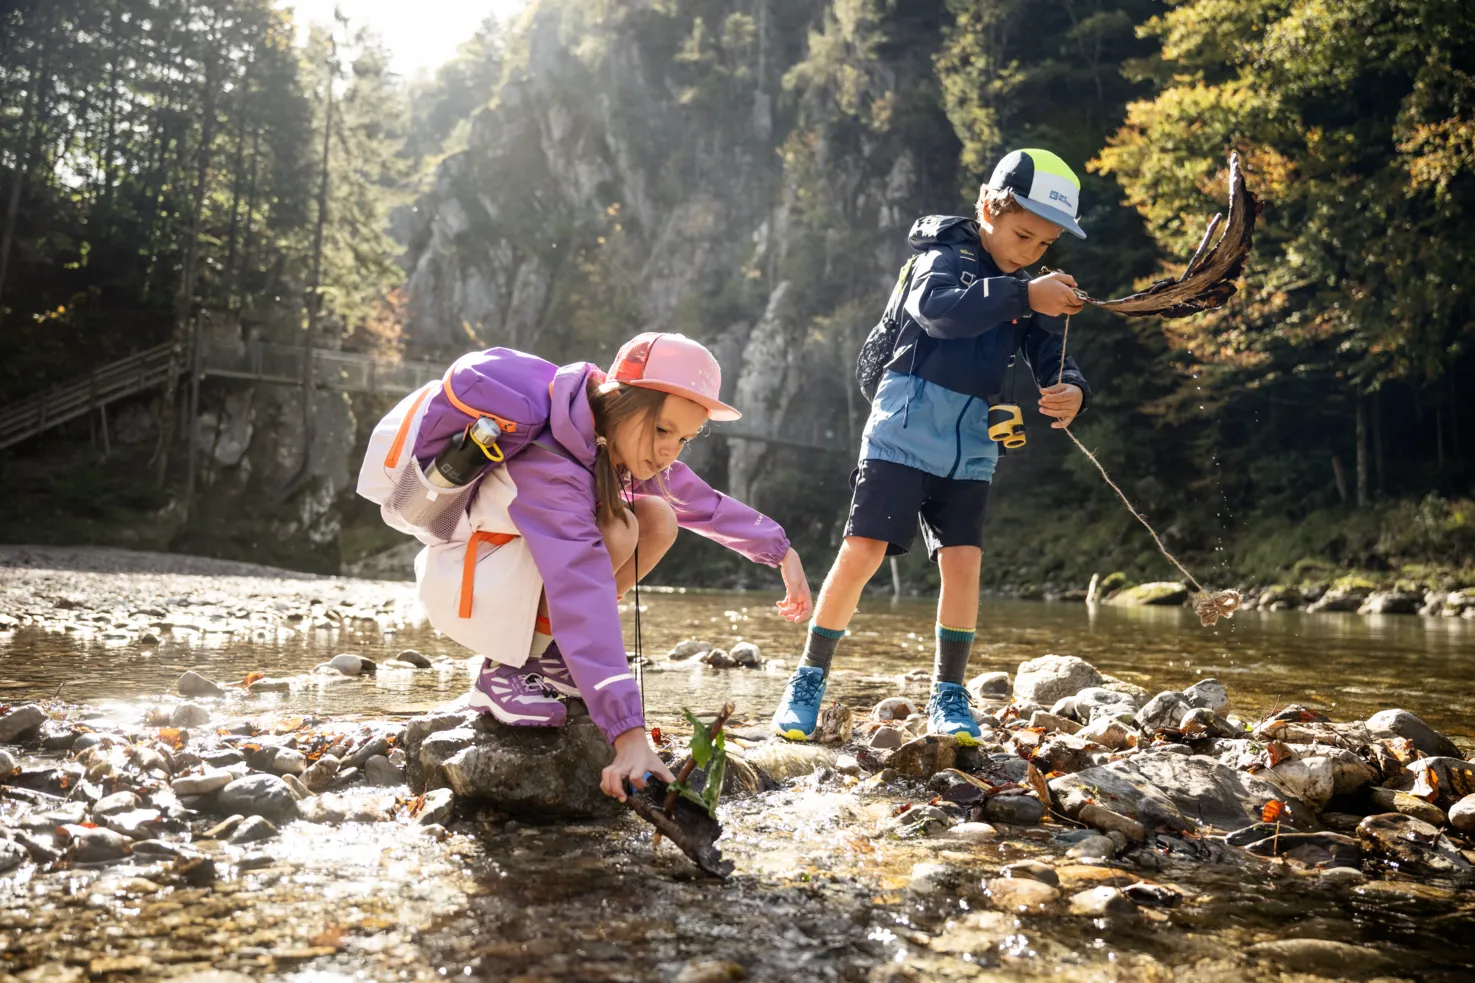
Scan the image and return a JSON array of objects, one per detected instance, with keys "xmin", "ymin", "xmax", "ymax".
[{"xmin": 395, "ymin": 0, "xmax": 944, "ymax": 541}]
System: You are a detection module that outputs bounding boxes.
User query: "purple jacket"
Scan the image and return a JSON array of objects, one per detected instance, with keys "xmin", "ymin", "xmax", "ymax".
[{"xmin": 411, "ymin": 348, "xmax": 791, "ymax": 743}]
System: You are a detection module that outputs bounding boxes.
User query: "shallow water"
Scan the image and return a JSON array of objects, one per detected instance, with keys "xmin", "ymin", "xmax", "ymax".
[
  {"xmin": 3, "ymin": 586, "xmax": 1475, "ymax": 981},
  {"xmin": 5, "ymin": 591, "xmax": 1473, "ymax": 739}
]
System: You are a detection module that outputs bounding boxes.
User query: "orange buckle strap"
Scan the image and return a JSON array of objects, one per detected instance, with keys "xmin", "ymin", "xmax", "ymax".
[
  {"xmin": 443, "ymin": 365, "xmax": 518, "ymax": 434},
  {"xmin": 459, "ymin": 530, "xmax": 518, "ymax": 619},
  {"xmin": 383, "ymin": 383, "xmax": 436, "ymax": 469}
]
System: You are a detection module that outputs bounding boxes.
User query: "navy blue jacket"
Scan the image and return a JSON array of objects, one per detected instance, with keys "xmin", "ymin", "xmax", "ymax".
[{"xmin": 857, "ymin": 216, "xmax": 1092, "ymax": 482}]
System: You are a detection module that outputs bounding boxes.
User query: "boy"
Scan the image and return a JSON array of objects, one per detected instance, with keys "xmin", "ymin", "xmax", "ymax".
[{"xmin": 771, "ymin": 148, "xmax": 1092, "ymax": 743}]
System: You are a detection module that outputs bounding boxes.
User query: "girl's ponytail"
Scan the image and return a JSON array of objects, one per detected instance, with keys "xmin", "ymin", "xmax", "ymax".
[{"xmin": 592, "ymin": 434, "xmax": 623, "ymax": 527}]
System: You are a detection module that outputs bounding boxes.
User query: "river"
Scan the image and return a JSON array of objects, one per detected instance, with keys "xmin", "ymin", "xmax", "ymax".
[{"xmin": 1, "ymin": 555, "xmax": 1473, "ymax": 981}]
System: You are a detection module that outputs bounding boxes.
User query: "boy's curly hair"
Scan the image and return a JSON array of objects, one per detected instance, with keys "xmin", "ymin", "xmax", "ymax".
[{"xmin": 975, "ymin": 185, "xmax": 1021, "ymax": 224}]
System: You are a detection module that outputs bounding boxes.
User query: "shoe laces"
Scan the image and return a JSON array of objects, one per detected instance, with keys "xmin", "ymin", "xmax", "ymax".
[
  {"xmin": 520, "ymin": 671, "xmax": 560, "ymax": 699},
  {"xmin": 931, "ymin": 685, "xmax": 973, "ymax": 720},
  {"xmin": 787, "ymin": 670, "xmax": 826, "ymax": 707}
]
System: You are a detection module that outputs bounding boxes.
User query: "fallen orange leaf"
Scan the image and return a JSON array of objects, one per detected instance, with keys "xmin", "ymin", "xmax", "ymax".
[{"xmin": 1262, "ymin": 799, "xmax": 1286, "ymax": 823}]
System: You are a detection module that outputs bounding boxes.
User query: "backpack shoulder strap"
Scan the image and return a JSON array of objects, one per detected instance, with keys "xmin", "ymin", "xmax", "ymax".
[{"xmin": 882, "ymin": 255, "xmax": 919, "ymax": 326}]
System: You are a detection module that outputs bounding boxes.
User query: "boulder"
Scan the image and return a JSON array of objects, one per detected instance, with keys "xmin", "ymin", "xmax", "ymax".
[
  {"xmin": 1448, "ymin": 794, "xmax": 1475, "ymax": 833},
  {"xmin": 728, "ymin": 642, "xmax": 762, "ymax": 668},
  {"xmin": 968, "ymin": 672, "xmax": 1010, "ymax": 701},
  {"xmin": 217, "ymin": 774, "xmax": 300, "ymax": 822},
  {"xmin": 1078, "ymin": 803, "xmax": 1146, "ymax": 844},
  {"xmin": 869, "ymin": 726, "xmax": 905, "ymax": 750},
  {"xmin": 1107, "ymin": 582, "xmax": 1189, "ymax": 606},
  {"xmin": 884, "ymin": 735, "xmax": 957, "ymax": 780},
  {"xmin": 1075, "ymin": 687, "xmax": 1144, "ymax": 719},
  {"xmin": 1365, "ymin": 709, "xmax": 1460, "ymax": 759},
  {"xmin": 1323, "ymin": 747, "xmax": 1379, "ymax": 795},
  {"xmin": 1135, "ymin": 691, "xmax": 1192, "ymax": 732},
  {"xmin": 1182, "ymin": 678, "xmax": 1229, "ymax": 714},
  {"xmin": 1268, "ymin": 756, "xmax": 1336, "ymax": 810},
  {"xmin": 0, "ymin": 704, "xmax": 46, "ymax": 744},
  {"xmin": 1405, "ymin": 756, "xmax": 1475, "ymax": 807},
  {"xmin": 328, "ymin": 653, "xmax": 374, "ymax": 676},
  {"xmin": 1050, "ymin": 751, "xmax": 1308, "ymax": 833},
  {"xmin": 404, "ymin": 710, "xmax": 478, "ymax": 792},
  {"xmin": 667, "ymin": 639, "xmax": 713, "ymax": 661},
  {"xmin": 433, "ymin": 707, "xmax": 618, "ymax": 819},
  {"xmin": 1358, "ymin": 590, "xmax": 1423, "ymax": 615},
  {"xmin": 1369, "ymin": 787, "xmax": 1447, "ymax": 827},
  {"xmin": 1013, "ymin": 656, "xmax": 1103, "ymax": 705},
  {"xmin": 394, "ymin": 649, "xmax": 433, "ymax": 668},
  {"xmin": 985, "ymin": 795, "xmax": 1045, "ymax": 825},
  {"xmin": 1308, "ymin": 579, "xmax": 1374, "ymax": 613},
  {"xmin": 1356, "ymin": 813, "xmax": 1473, "ymax": 881},
  {"xmin": 1077, "ymin": 718, "xmax": 1134, "ymax": 751},
  {"xmin": 177, "ymin": 671, "xmax": 225, "ymax": 698},
  {"xmin": 169, "ymin": 703, "xmax": 211, "ymax": 728},
  {"xmin": 1256, "ymin": 585, "xmax": 1302, "ymax": 611}
]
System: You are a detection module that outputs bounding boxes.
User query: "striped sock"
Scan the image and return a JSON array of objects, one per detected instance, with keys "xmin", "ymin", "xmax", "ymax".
[
  {"xmin": 933, "ymin": 623, "xmax": 976, "ymax": 685},
  {"xmin": 800, "ymin": 623, "xmax": 846, "ymax": 673}
]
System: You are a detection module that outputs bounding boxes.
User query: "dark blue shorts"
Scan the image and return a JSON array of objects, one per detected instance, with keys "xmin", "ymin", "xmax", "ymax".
[{"xmin": 843, "ymin": 459, "xmax": 990, "ymax": 560}]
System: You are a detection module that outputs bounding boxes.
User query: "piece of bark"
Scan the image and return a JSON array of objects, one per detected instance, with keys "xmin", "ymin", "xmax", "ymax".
[
  {"xmin": 1082, "ymin": 152, "xmax": 1261, "ymax": 318},
  {"xmin": 628, "ymin": 777, "xmax": 735, "ymax": 878}
]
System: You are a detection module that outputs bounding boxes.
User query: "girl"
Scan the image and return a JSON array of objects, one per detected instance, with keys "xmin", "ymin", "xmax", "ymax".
[{"xmin": 358, "ymin": 332, "xmax": 813, "ymax": 802}]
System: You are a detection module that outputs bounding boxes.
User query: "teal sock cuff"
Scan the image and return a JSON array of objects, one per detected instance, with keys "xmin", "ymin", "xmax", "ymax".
[
  {"xmin": 809, "ymin": 623, "xmax": 846, "ymax": 640},
  {"xmin": 936, "ymin": 624, "xmax": 976, "ymax": 643}
]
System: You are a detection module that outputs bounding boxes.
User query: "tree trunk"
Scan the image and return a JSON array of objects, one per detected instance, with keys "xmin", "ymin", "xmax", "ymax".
[
  {"xmin": 222, "ymin": 53, "xmax": 255, "ymax": 308},
  {"xmin": 1354, "ymin": 394, "xmax": 1369, "ymax": 508},
  {"xmin": 1331, "ymin": 454, "xmax": 1349, "ymax": 505},
  {"xmin": 1372, "ymin": 388, "xmax": 1384, "ymax": 496},
  {"xmin": 0, "ymin": 18, "xmax": 51, "ymax": 319},
  {"xmin": 1436, "ymin": 407, "xmax": 1445, "ymax": 470},
  {"xmin": 155, "ymin": 14, "xmax": 224, "ymax": 486}
]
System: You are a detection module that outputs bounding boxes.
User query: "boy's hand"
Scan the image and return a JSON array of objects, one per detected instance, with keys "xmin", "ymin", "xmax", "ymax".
[
  {"xmin": 1038, "ymin": 384, "xmax": 1084, "ymax": 429},
  {"xmin": 776, "ymin": 548, "xmax": 814, "ymax": 623},
  {"xmin": 602, "ymin": 728, "xmax": 675, "ymax": 802},
  {"xmin": 1028, "ymin": 272, "xmax": 1085, "ymax": 318}
]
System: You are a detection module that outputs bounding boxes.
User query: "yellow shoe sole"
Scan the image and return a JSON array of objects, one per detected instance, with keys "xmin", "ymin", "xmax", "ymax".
[
  {"xmin": 952, "ymin": 731, "xmax": 981, "ymax": 747},
  {"xmin": 775, "ymin": 727, "xmax": 811, "ymax": 741}
]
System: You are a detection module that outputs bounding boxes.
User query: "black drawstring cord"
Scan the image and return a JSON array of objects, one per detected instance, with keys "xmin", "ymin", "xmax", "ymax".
[{"xmin": 623, "ymin": 484, "xmax": 646, "ymax": 724}]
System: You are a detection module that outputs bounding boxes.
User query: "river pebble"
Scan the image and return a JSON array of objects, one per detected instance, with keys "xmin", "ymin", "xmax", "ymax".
[
  {"xmin": 93, "ymin": 791, "xmax": 141, "ymax": 816},
  {"xmin": 177, "ymin": 671, "xmax": 224, "ymax": 698},
  {"xmin": 1066, "ymin": 834, "xmax": 1116, "ymax": 860},
  {"xmin": 673, "ymin": 960, "xmax": 747, "ymax": 983},
  {"xmin": 1449, "ymin": 794, "xmax": 1475, "ymax": 833},
  {"xmin": 947, "ymin": 821, "xmax": 999, "ymax": 843},
  {"xmin": 0, "ymin": 703, "xmax": 46, "ymax": 743},
  {"xmin": 0, "ymin": 839, "xmax": 27, "ymax": 873},
  {"xmin": 1000, "ymin": 859, "xmax": 1058, "ymax": 886},
  {"xmin": 394, "ymin": 648, "xmax": 432, "ymax": 668},
  {"xmin": 170, "ymin": 702, "xmax": 211, "ymax": 727},
  {"xmin": 1369, "ymin": 787, "xmax": 1447, "ymax": 826},
  {"xmin": 267, "ymin": 747, "xmax": 308, "ymax": 776},
  {"xmin": 1183, "ymin": 678, "xmax": 1229, "ymax": 713},
  {"xmin": 365, "ymin": 754, "xmax": 404, "ymax": 786},
  {"xmin": 345, "ymin": 735, "xmax": 390, "ymax": 769},
  {"xmin": 61, "ymin": 825, "xmax": 132, "ymax": 863},
  {"xmin": 229, "ymin": 816, "xmax": 278, "ymax": 844},
  {"xmin": 1365, "ymin": 708, "xmax": 1460, "ymax": 758},
  {"xmin": 218, "ymin": 774, "xmax": 299, "ymax": 821},
  {"xmin": 985, "ymin": 795, "xmax": 1044, "ymax": 825},
  {"xmin": 172, "ymin": 769, "xmax": 232, "ymax": 796},
  {"xmin": 0, "ymin": 749, "xmax": 16, "ymax": 777},
  {"xmin": 986, "ymin": 876, "xmax": 1060, "ymax": 912},
  {"xmin": 1069, "ymin": 886, "xmax": 1137, "ymax": 916}
]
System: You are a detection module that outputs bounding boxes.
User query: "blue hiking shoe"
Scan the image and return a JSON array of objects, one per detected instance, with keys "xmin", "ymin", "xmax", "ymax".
[
  {"xmin": 772, "ymin": 665, "xmax": 829, "ymax": 740},
  {"xmin": 927, "ymin": 681, "xmax": 982, "ymax": 745}
]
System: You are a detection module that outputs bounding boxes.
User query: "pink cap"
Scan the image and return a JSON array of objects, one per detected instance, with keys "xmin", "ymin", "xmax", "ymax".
[{"xmin": 608, "ymin": 333, "xmax": 741, "ymax": 422}]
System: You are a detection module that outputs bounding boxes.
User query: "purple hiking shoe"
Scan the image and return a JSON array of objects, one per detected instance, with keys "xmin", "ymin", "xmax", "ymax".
[
  {"xmin": 526, "ymin": 640, "xmax": 579, "ymax": 697},
  {"xmin": 469, "ymin": 659, "xmax": 567, "ymax": 727}
]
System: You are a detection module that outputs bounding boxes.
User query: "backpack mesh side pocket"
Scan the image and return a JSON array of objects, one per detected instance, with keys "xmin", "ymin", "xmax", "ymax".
[
  {"xmin": 384, "ymin": 460, "xmax": 477, "ymax": 544},
  {"xmin": 855, "ymin": 256, "xmax": 918, "ymax": 401}
]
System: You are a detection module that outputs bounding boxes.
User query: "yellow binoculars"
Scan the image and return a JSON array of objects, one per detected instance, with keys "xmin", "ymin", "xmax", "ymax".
[{"xmin": 987, "ymin": 404, "xmax": 1026, "ymax": 449}]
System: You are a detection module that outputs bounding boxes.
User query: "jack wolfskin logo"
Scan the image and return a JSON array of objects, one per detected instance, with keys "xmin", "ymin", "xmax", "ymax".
[
  {"xmin": 960, "ymin": 271, "xmax": 976, "ymax": 287},
  {"xmin": 1048, "ymin": 190, "xmax": 1074, "ymax": 208}
]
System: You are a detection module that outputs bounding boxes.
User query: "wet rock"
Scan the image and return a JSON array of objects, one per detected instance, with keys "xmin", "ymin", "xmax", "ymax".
[
  {"xmin": 1318, "ymin": 866, "xmax": 1367, "ymax": 887},
  {"xmin": 172, "ymin": 769, "xmax": 232, "ymax": 796},
  {"xmin": 15, "ymin": 831, "xmax": 61, "ymax": 864},
  {"xmin": 1179, "ymin": 707, "xmax": 1237, "ymax": 739},
  {"xmin": 248, "ymin": 677, "xmax": 292, "ymax": 693},
  {"xmin": 0, "ymin": 704, "xmax": 46, "ymax": 743},
  {"xmin": 1079, "ymin": 803, "xmax": 1146, "ymax": 843},
  {"xmin": 435, "ymin": 710, "xmax": 617, "ymax": 818},
  {"xmin": 948, "ymin": 821, "xmax": 999, "ymax": 843},
  {"xmin": 170, "ymin": 702, "xmax": 210, "ymax": 728},
  {"xmin": 418, "ymin": 787, "xmax": 455, "ymax": 826},
  {"xmin": 177, "ymin": 671, "xmax": 224, "ymax": 698},
  {"xmin": 673, "ymin": 960, "xmax": 747, "ymax": 983},
  {"xmin": 1308, "ymin": 579, "xmax": 1374, "ymax": 613},
  {"xmin": 967, "ymin": 671, "xmax": 1010, "ymax": 701},
  {"xmin": 986, "ymin": 876, "xmax": 1060, "ymax": 912},
  {"xmin": 1268, "ymin": 755, "xmax": 1337, "ymax": 810},
  {"xmin": 907, "ymin": 861, "xmax": 950, "ymax": 893},
  {"xmin": 21, "ymin": 804, "xmax": 88, "ymax": 829},
  {"xmin": 296, "ymin": 754, "xmax": 339, "ymax": 795},
  {"xmin": 884, "ymin": 734, "xmax": 957, "ymax": 780},
  {"xmin": 131, "ymin": 839, "xmax": 183, "ymax": 859},
  {"xmin": 872, "ymin": 697, "xmax": 918, "ymax": 722},
  {"xmin": 1358, "ymin": 589, "xmax": 1423, "ymax": 615},
  {"xmin": 103, "ymin": 809, "xmax": 166, "ymax": 840},
  {"xmin": 229, "ymin": 816, "xmax": 278, "ymax": 844},
  {"xmin": 60, "ymin": 825, "xmax": 132, "ymax": 863},
  {"xmin": 202, "ymin": 815, "xmax": 244, "ymax": 839},
  {"xmin": 1051, "ymin": 750, "xmax": 1306, "ymax": 833},
  {"xmin": 1077, "ymin": 717, "xmax": 1134, "ymax": 751},
  {"xmin": 218, "ymin": 774, "xmax": 300, "ymax": 821},
  {"xmin": 1256, "ymin": 585, "xmax": 1303, "ymax": 610},
  {"xmin": 1449, "ymin": 794, "xmax": 1475, "ymax": 833},
  {"xmin": 1069, "ymin": 886, "xmax": 1137, "ymax": 917},
  {"xmin": 728, "ymin": 642, "xmax": 761, "ymax": 667},
  {"xmin": 890, "ymin": 806, "xmax": 953, "ymax": 838},
  {"xmin": 1405, "ymin": 756, "xmax": 1475, "ymax": 806},
  {"xmin": 1245, "ymin": 939, "xmax": 1393, "ymax": 976},
  {"xmin": 1369, "ymin": 787, "xmax": 1447, "ymax": 826},
  {"xmin": 869, "ymin": 726, "xmax": 905, "ymax": 750},
  {"xmin": 282, "ymin": 773, "xmax": 311, "ymax": 799},
  {"xmin": 1029, "ymin": 711, "xmax": 1080, "ymax": 735},
  {"xmin": 0, "ymin": 839, "xmax": 27, "ymax": 872},
  {"xmin": 1135, "ymin": 691, "xmax": 1192, "ymax": 732},
  {"xmin": 985, "ymin": 795, "xmax": 1045, "ymax": 826},
  {"xmin": 0, "ymin": 749, "xmax": 17, "ymax": 778},
  {"xmin": 701, "ymin": 648, "xmax": 734, "ymax": 668},
  {"xmin": 39, "ymin": 721, "xmax": 79, "ymax": 750},
  {"xmin": 93, "ymin": 791, "xmax": 142, "ymax": 816},
  {"xmin": 1013, "ymin": 655, "xmax": 1103, "ymax": 705},
  {"xmin": 365, "ymin": 754, "xmax": 404, "ymax": 786},
  {"xmin": 1033, "ymin": 735, "xmax": 1097, "ymax": 775},
  {"xmin": 1124, "ymin": 882, "xmax": 1182, "ymax": 907},
  {"xmin": 203, "ymin": 748, "xmax": 246, "ymax": 768},
  {"xmin": 1109, "ymin": 581, "xmax": 1189, "ymax": 606},
  {"xmin": 668, "ymin": 639, "xmax": 712, "ymax": 661},
  {"xmin": 265, "ymin": 747, "xmax": 308, "ymax": 776},
  {"xmin": 1001, "ymin": 859, "xmax": 1059, "ymax": 886},
  {"xmin": 813, "ymin": 704, "xmax": 854, "ymax": 745},
  {"xmin": 1066, "ymin": 834, "xmax": 1115, "ymax": 860},
  {"xmin": 1321, "ymin": 747, "xmax": 1379, "ymax": 795},
  {"xmin": 1366, "ymin": 708, "xmax": 1460, "ymax": 758},
  {"xmin": 834, "ymin": 754, "xmax": 861, "ymax": 776},
  {"xmin": 395, "ymin": 648, "xmax": 433, "ymax": 668},
  {"xmin": 1182, "ymin": 678, "xmax": 1229, "ymax": 713},
  {"xmin": 417, "ymin": 727, "xmax": 477, "ymax": 792},
  {"xmin": 1075, "ymin": 687, "xmax": 1145, "ymax": 718},
  {"xmin": 1357, "ymin": 813, "xmax": 1473, "ymax": 880}
]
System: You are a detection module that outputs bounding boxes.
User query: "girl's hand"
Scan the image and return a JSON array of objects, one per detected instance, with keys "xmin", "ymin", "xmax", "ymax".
[
  {"xmin": 776, "ymin": 548, "xmax": 814, "ymax": 623},
  {"xmin": 601, "ymin": 728, "xmax": 674, "ymax": 802},
  {"xmin": 1037, "ymin": 383, "xmax": 1084, "ymax": 429}
]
